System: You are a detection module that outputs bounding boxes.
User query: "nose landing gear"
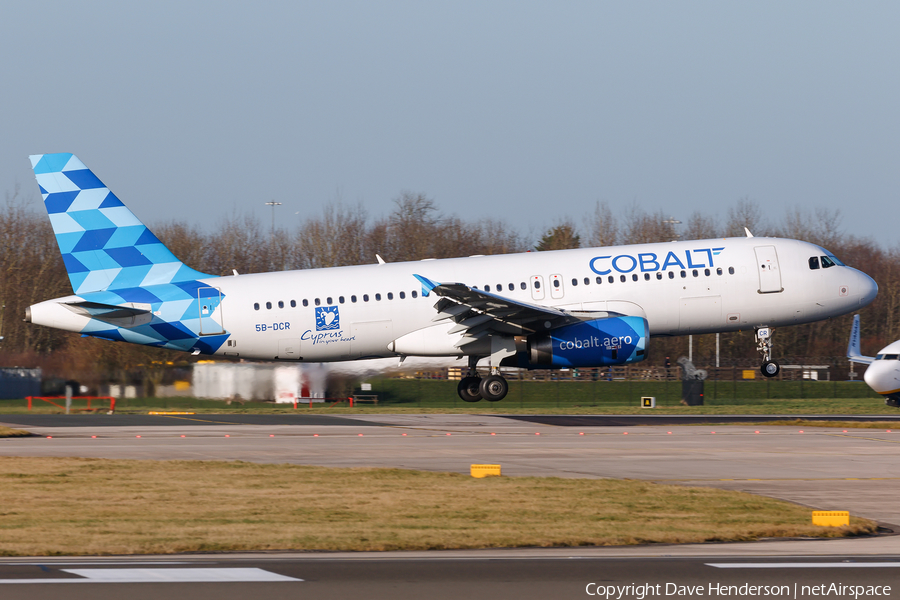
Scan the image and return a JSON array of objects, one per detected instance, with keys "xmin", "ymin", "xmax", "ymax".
[{"xmin": 756, "ymin": 327, "xmax": 780, "ymax": 378}]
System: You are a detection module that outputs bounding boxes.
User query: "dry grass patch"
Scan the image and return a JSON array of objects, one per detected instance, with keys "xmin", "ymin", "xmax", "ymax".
[
  {"xmin": 0, "ymin": 426, "xmax": 30, "ymax": 437},
  {"xmin": 0, "ymin": 457, "xmax": 875, "ymax": 556}
]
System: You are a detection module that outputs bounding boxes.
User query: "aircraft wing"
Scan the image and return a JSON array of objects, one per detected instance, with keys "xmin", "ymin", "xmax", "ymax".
[
  {"xmin": 847, "ymin": 314, "xmax": 874, "ymax": 364},
  {"xmin": 414, "ymin": 274, "xmax": 615, "ymax": 348}
]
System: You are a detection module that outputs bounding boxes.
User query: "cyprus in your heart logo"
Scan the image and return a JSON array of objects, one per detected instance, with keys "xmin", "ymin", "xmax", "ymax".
[{"xmin": 315, "ymin": 306, "xmax": 341, "ymax": 331}]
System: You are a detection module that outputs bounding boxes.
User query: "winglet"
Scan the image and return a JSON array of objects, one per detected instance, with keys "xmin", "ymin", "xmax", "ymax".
[
  {"xmin": 847, "ymin": 314, "xmax": 873, "ymax": 364},
  {"xmin": 413, "ymin": 274, "xmax": 437, "ymax": 297}
]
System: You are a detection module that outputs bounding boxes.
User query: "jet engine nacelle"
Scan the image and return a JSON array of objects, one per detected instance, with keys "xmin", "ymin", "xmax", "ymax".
[{"xmin": 527, "ymin": 316, "xmax": 648, "ymax": 368}]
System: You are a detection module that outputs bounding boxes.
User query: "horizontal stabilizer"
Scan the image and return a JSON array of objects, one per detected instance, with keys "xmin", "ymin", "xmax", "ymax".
[{"xmin": 63, "ymin": 300, "xmax": 152, "ymax": 328}]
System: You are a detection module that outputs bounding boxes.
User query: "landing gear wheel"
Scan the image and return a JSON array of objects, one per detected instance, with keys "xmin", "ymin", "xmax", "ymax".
[
  {"xmin": 479, "ymin": 375, "xmax": 509, "ymax": 402},
  {"xmin": 458, "ymin": 377, "xmax": 482, "ymax": 402},
  {"xmin": 760, "ymin": 360, "xmax": 780, "ymax": 378}
]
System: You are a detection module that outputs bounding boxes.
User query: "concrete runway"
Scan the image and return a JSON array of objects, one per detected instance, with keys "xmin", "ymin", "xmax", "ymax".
[{"xmin": 3, "ymin": 413, "xmax": 900, "ymax": 526}]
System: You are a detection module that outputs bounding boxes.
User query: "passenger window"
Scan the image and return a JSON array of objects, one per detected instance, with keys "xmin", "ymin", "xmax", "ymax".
[
  {"xmin": 302, "ymin": 299, "xmax": 309, "ymax": 307},
  {"xmin": 632, "ymin": 274, "xmax": 638, "ymax": 281},
  {"xmin": 553, "ymin": 279, "xmax": 560, "ymax": 288},
  {"xmin": 412, "ymin": 291, "xmax": 418, "ymax": 298},
  {"xmin": 704, "ymin": 268, "xmax": 710, "ymax": 276},
  {"xmin": 351, "ymin": 295, "xmax": 357, "ymax": 303},
  {"xmin": 496, "ymin": 284, "xmax": 502, "ymax": 292},
  {"xmin": 326, "ymin": 297, "xmax": 333, "ymax": 304},
  {"xmin": 315, "ymin": 298, "xmax": 320, "ymax": 306},
  {"xmin": 520, "ymin": 282, "xmax": 527, "ymax": 290},
  {"xmin": 728, "ymin": 267, "xmax": 735, "ymax": 275},
  {"xmin": 608, "ymin": 276, "xmax": 614, "ymax": 283},
  {"xmin": 266, "ymin": 302, "xmax": 272, "ymax": 309},
  {"xmin": 278, "ymin": 300, "xmax": 284, "ymax": 308},
  {"xmin": 290, "ymin": 300, "xmax": 296, "ymax": 308},
  {"xmin": 668, "ymin": 271, "xmax": 675, "ymax": 279},
  {"xmin": 644, "ymin": 273, "xmax": 650, "ymax": 281},
  {"xmin": 339, "ymin": 296, "xmax": 345, "ymax": 304},
  {"xmin": 681, "ymin": 271, "xmax": 687, "ymax": 278},
  {"xmin": 716, "ymin": 268, "xmax": 722, "ymax": 275},
  {"xmin": 571, "ymin": 278, "xmax": 578, "ymax": 286},
  {"xmin": 584, "ymin": 277, "xmax": 590, "ymax": 285},
  {"xmin": 620, "ymin": 275, "xmax": 626, "ymax": 282},
  {"xmin": 692, "ymin": 270, "xmax": 698, "ymax": 277},
  {"xmin": 509, "ymin": 283, "xmax": 515, "ymax": 291},
  {"xmin": 596, "ymin": 277, "xmax": 602, "ymax": 284},
  {"xmin": 809, "ymin": 256, "xmax": 820, "ymax": 270},
  {"xmin": 363, "ymin": 294, "xmax": 369, "ymax": 302},
  {"xmin": 375, "ymin": 293, "xmax": 382, "ymax": 301},
  {"xmin": 387, "ymin": 292, "xmax": 393, "ymax": 300},
  {"xmin": 399, "ymin": 291, "xmax": 405, "ymax": 299},
  {"xmin": 534, "ymin": 281, "xmax": 541, "ymax": 289},
  {"xmin": 254, "ymin": 303, "xmax": 259, "ymax": 310},
  {"xmin": 656, "ymin": 272, "xmax": 662, "ymax": 280}
]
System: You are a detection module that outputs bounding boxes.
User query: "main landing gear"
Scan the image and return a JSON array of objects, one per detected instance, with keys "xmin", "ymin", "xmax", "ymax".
[
  {"xmin": 756, "ymin": 327, "xmax": 781, "ymax": 378},
  {"xmin": 456, "ymin": 353, "xmax": 511, "ymax": 402}
]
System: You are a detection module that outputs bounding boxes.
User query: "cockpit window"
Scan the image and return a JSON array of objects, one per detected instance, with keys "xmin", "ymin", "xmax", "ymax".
[
  {"xmin": 882, "ymin": 354, "xmax": 899, "ymax": 361},
  {"xmin": 809, "ymin": 256, "xmax": 820, "ymax": 270},
  {"xmin": 821, "ymin": 255, "xmax": 836, "ymax": 268}
]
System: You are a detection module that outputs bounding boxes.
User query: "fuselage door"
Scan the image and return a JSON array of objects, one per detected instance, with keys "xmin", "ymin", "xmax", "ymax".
[
  {"xmin": 550, "ymin": 274, "xmax": 564, "ymax": 299},
  {"xmin": 754, "ymin": 246, "xmax": 783, "ymax": 294},
  {"xmin": 530, "ymin": 275, "xmax": 545, "ymax": 301},
  {"xmin": 198, "ymin": 287, "xmax": 225, "ymax": 335}
]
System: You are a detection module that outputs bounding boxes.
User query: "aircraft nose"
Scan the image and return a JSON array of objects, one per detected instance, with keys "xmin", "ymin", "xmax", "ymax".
[{"xmin": 856, "ymin": 270, "xmax": 878, "ymax": 308}]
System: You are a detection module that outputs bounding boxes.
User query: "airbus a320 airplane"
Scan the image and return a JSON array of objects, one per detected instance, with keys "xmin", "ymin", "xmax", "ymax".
[
  {"xmin": 26, "ymin": 153, "xmax": 878, "ymax": 402},
  {"xmin": 847, "ymin": 315, "xmax": 900, "ymax": 407}
]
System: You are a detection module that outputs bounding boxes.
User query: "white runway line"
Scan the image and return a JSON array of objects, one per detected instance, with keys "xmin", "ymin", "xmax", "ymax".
[{"xmin": 0, "ymin": 567, "xmax": 302, "ymax": 584}]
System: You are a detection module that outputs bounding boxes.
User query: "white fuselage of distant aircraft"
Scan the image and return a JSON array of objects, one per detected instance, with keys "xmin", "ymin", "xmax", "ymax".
[{"xmin": 847, "ymin": 315, "xmax": 900, "ymax": 406}]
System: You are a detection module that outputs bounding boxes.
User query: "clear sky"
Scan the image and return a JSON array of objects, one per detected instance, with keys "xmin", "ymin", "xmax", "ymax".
[{"xmin": 2, "ymin": 1, "xmax": 897, "ymax": 248}]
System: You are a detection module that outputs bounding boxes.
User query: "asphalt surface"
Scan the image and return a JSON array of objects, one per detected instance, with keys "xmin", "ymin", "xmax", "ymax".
[{"xmin": 4, "ymin": 413, "xmax": 900, "ymax": 598}]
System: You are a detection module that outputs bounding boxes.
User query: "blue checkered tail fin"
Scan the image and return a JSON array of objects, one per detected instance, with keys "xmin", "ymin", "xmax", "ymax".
[{"xmin": 30, "ymin": 153, "xmax": 212, "ymax": 295}]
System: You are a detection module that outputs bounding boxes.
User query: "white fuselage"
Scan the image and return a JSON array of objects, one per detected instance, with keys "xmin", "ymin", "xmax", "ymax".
[
  {"xmin": 197, "ymin": 236, "xmax": 875, "ymax": 362},
  {"xmin": 864, "ymin": 340, "xmax": 900, "ymax": 400}
]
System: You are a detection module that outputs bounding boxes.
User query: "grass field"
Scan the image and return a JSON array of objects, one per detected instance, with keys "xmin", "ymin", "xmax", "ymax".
[
  {"xmin": 0, "ymin": 378, "xmax": 891, "ymax": 416},
  {"xmin": 0, "ymin": 457, "xmax": 876, "ymax": 556}
]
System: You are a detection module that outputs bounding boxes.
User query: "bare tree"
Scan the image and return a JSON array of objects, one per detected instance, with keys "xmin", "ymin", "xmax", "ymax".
[{"xmin": 586, "ymin": 201, "xmax": 618, "ymax": 248}]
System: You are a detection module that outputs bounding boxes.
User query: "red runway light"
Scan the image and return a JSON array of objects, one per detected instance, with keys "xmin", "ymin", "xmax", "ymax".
[
  {"xmin": 535, "ymin": 432, "xmax": 540, "ymax": 435},
  {"xmin": 579, "ymin": 432, "xmax": 584, "ymax": 435},
  {"xmin": 711, "ymin": 432, "xmax": 716, "ymax": 434},
  {"xmin": 225, "ymin": 435, "xmax": 230, "ymax": 438},
  {"xmin": 358, "ymin": 433, "xmax": 363, "ymax": 436},
  {"xmin": 623, "ymin": 432, "xmax": 628, "ymax": 435},
  {"xmin": 888, "ymin": 430, "xmax": 893, "ymax": 433},
  {"xmin": 447, "ymin": 433, "xmax": 452, "ymax": 436},
  {"xmin": 136, "ymin": 435, "xmax": 141, "ymax": 438},
  {"xmin": 91, "ymin": 435, "xmax": 97, "ymax": 438},
  {"xmin": 755, "ymin": 430, "xmax": 760, "ymax": 434},
  {"xmin": 313, "ymin": 434, "xmax": 319, "ymax": 437},
  {"xmin": 799, "ymin": 431, "xmax": 804, "ymax": 433},
  {"xmin": 667, "ymin": 432, "xmax": 672, "ymax": 435},
  {"xmin": 46, "ymin": 436, "xmax": 52, "ymax": 439},
  {"xmin": 844, "ymin": 430, "xmax": 848, "ymax": 432},
  {"xmin": 402, "ymin": 433, "xmax": 407, "ymax": 436},
  {"xmin": 269, "ymin": 434, "xmax": 274, "ymax": 437},
  {"xmin": 491, "ymin": 432, "xmax": 496, "ymax": 435}
]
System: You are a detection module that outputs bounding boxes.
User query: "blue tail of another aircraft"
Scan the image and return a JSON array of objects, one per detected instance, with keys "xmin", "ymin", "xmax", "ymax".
[{"xmin": 30, "ymin": 153, "xmax": 210, "ymax": 295}]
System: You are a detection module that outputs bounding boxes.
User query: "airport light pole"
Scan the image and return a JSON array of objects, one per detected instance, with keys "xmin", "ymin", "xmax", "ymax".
[{"xmin": 265, "ymin": 201, "xmax": 282, "ymax": 237}]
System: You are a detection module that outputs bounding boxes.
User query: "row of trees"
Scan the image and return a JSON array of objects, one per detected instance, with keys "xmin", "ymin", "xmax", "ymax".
[{"xmin": 1, "ymin": 188, "xmax": 897, "ymax": 384}]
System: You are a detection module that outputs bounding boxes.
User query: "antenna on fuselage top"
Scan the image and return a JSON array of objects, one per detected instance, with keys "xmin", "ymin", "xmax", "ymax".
[
  {"xmin": 376, "ymin": 254, "xmax": 386, "ymax": 264},
  {"xmin": 744, "ymin": 227, "xmax": 754, "ymax": 238}
]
